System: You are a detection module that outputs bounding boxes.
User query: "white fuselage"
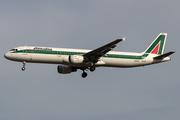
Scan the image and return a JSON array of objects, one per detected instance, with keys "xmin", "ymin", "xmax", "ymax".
[{"xmin": 4, "ymin": 46, "xmax": 170, "ymax": 68}]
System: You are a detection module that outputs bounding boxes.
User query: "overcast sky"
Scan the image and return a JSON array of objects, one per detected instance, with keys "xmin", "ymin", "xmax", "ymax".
[{"xmin": 1, "ymin": 0, "xmax": 180, "ymax": 120}]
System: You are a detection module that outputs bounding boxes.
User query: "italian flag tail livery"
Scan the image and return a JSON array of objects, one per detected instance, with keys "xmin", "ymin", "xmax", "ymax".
[{"xmin": 144, "ymin": 33, "xmax": 167, "ymax": 55}]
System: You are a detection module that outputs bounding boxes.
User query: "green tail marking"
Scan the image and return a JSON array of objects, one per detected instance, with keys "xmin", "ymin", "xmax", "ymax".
[{"xmin": 144, "ymin": 33, "xmax": 167, "ymax": 55}]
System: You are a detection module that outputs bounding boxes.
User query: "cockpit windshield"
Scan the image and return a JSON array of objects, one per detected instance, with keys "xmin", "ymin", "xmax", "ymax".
[{"xmin": 10, "ymin": 49, "xmax": 18, "ymax": 51}]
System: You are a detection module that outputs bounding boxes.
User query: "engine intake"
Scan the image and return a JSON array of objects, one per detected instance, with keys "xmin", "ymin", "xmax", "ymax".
[{"xmin": 57, "ymin": 65, "xmax": 77, "ymax": 74}]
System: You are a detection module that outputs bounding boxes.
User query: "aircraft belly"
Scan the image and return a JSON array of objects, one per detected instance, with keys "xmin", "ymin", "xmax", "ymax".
[
  {"xmin": 10, "ymin": 53, "xmax": 154, "ymax": 68},
  {"xmin": 31, "ymin": 54, "xmax": 62, "ymax": 63},
  {"xmin": 101, "ymin": 57, "xmax": 153, "ymax": 68}
]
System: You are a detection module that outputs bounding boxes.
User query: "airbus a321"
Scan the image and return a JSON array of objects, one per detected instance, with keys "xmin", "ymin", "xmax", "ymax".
[{"xmin": 4, "ymin": 33, "xmax": 174, "ymax": 78}]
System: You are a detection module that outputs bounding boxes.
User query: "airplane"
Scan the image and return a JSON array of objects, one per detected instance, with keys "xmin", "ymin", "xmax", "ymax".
[{"xmin": 4, "ymin": 33, "xmax": 175, "ymax": 78}]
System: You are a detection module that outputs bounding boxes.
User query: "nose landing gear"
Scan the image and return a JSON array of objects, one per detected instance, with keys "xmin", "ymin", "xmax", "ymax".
[{"xmin": 22, "ymin": 61, "xmax": 26, "ymax": 71}]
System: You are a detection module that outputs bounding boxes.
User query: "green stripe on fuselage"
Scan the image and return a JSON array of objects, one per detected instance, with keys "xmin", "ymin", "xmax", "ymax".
[{"xmin": 12, "ymin": 49, "xmax": 149, "ymax": 60}]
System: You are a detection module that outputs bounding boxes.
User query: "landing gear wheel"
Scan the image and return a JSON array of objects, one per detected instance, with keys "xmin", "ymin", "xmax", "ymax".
[
  {"xmin": 90, "ymin": 66, "xmax": 96, "ymax": 72},
  {"xmin": 82, "ymin": 72, "xmax": 87, "ymax": 78},
  {"xmin": 22, "ymin": 61, "xmax": 26, "ymax": 71},
  {"xmin": 22, "ymin": 67, "xmax": 25, "ymax": 71}
]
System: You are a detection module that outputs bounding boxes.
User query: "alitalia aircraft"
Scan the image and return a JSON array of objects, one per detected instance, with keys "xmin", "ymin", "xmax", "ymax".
[{"xmin": 4, "ymin": 33, "xmax": 174, "ymax": 78}]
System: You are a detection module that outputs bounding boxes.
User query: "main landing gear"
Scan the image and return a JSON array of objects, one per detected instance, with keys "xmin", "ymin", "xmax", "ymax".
[
  {"xmin": 21, "ymin": 61, "xmax": 26, "ymax": 71},
  {"xmin": 82, "ymin": 71, "xmax": 87, "ymax": 78},
  {"xmin": 81, "ymin": 66, "xmax": 96, "ymax": 78},
  {"xmin": 90, "ymin": 66, "xmax": 96, "ymax": 72}
]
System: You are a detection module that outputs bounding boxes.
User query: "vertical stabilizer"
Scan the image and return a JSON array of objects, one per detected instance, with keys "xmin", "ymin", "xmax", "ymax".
[{"xmin": 144, "ymin": 33, "xmax": 167, "ymax": 55}]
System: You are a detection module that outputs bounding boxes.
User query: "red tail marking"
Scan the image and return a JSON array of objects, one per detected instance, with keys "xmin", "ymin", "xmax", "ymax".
[{"xmin": 151, "ymin": 43, "xmax": 160, "ymax": 54}]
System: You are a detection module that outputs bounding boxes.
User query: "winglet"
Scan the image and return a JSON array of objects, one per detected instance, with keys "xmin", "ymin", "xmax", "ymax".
[{"xmin": 122, "ymin": 37, "xmax": 126, "ymax": 41}]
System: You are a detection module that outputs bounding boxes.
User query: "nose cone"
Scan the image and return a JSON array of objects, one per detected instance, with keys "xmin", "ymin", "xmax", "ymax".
[{"xmin": 4, "ymin": 52, "xmax": 11, "ymax": 60}]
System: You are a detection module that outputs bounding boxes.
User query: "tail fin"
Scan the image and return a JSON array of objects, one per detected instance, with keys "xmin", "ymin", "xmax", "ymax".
[{"xmin": 143, "ymin": 33, "xmax": 167, "ymax": 55}]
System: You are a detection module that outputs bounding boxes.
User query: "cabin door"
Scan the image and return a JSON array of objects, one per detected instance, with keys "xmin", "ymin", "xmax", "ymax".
[
  {"xmin": 57, "ymin": 50, "xmax": 61, "ymax": 57},
  {"xmin": 23, "ymin": 46, "xmax": 32, "ymax": 61},
  {"xmin": 23, "ymin": 46, "xmax": 28, "ymax": 55}
]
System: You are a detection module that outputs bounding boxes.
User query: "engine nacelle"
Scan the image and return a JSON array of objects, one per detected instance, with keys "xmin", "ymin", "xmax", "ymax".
[
  {"xmin": 57, "ymin": 65, "xmax": 77, "ymax": 74},
  {"xmin": 69, "ymin": 55, "xmax": 84, "ymax": 64},
  {"xmin": 63, "ymin": 55, "xmax": 84, "ymax": 64}
]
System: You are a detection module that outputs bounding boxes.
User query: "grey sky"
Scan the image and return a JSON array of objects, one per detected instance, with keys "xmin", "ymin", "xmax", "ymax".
[{"xmin": 1, "ymin": 0, "xmax": 180, "ymax": 120}]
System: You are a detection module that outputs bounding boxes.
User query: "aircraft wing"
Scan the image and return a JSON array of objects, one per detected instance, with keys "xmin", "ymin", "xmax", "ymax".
[{"xmin": 83, "ymin": 38, "xmax": 125, "ymax": 63}]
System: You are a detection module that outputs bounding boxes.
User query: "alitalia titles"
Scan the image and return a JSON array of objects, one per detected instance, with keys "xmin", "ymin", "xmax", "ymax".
[{"xmin": 34, "ymin": 47, "xmax": 52, "ymax": 51}]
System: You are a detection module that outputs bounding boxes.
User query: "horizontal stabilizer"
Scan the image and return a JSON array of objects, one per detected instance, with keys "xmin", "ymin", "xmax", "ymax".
[{"xmin": 153, "ymin": 51, "xmax": 175, "ymax": 60}]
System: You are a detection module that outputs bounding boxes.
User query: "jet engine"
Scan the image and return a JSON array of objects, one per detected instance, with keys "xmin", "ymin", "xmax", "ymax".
[
  {"xmin": 69, "ymin": 55, "xmax": 84, "ymax": 64},
  {"xmin": 57, "ymin": 65, "xmax": 77, "ymax": 74},
  {"xmin": 63, "ymin": 55, "xmax": 84, "ymax": 64}
]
